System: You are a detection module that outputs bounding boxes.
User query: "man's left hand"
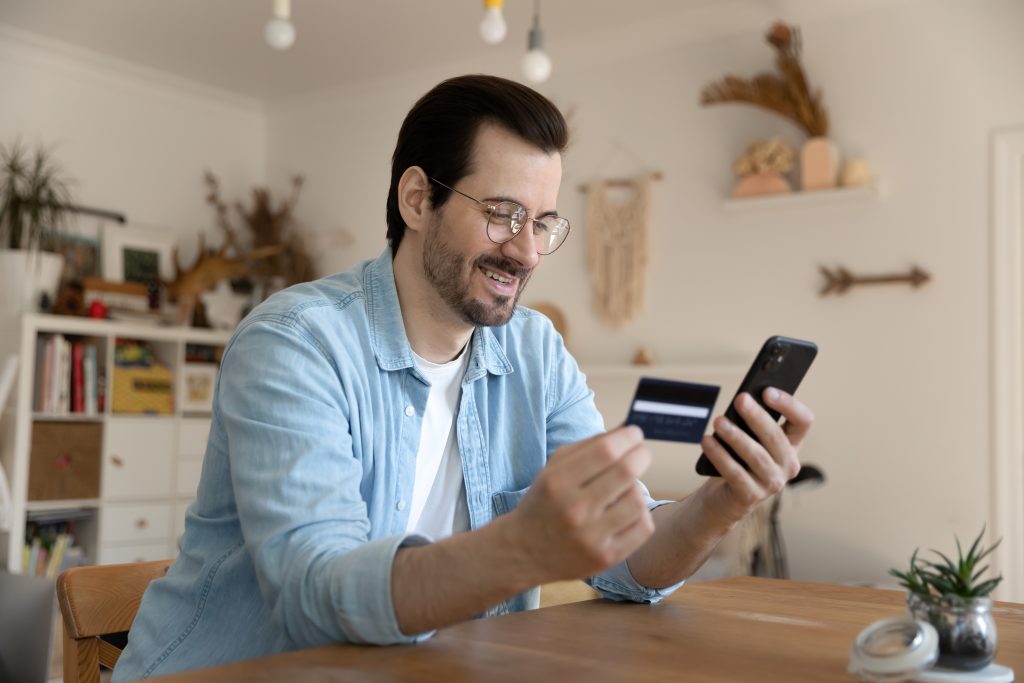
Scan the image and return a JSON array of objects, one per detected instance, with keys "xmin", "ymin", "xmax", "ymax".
[{"xmin": 697, "ymin": 388, "xmax": 815, "ymax": 526}]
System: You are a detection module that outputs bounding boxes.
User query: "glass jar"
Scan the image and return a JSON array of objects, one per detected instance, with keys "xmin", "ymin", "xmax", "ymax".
[{"xmin": 907, "ymin": 592, "xmax": 997, "ymax": 671}]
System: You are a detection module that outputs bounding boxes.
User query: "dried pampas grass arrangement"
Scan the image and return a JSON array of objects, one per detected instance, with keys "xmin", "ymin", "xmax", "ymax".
[{"xmin": 701, "ymin": 22, "xmax": 828, "ymax": 138}]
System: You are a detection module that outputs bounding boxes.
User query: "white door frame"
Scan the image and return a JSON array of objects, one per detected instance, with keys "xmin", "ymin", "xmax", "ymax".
[{"xmin": 990, "ymin": 128, "xmax": 1024, "ymax": 602}]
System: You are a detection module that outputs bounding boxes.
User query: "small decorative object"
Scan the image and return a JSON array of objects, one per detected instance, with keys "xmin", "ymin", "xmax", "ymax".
[
  {"xmin": 87, "ymin": 299, "xmax": 106, "ymax": 319},
  {"xmin": 889, "ymin": 527, "xmax": 1003, "ymax": 671},
  {"xmin": 0, "ymin": 140, "xmax": 76, "ymax": 313},
  {"xmin": 179, "ymin": 362, "xmax": 218, "ymax": 413},
  {"xmin": 701, "ymin": 22, "xmax": 844, "ymax": 192},
  {"xmin": 631, "ymin": 348, "xmax": 653, "ymax": 366},
  {"xmin": 731, "ymin": 138, "xmax": 794, "ymax": 198},
  {"xmin": 840, "ymin": 158, "xmax": 874, "ymax": 187},
  {"xmin": 582, "ymin": 172, "xmax": 658, "ymax": 328},
  {"xmin": 819, "ymin": 265, "xmax": 931, "ymax": 296}
]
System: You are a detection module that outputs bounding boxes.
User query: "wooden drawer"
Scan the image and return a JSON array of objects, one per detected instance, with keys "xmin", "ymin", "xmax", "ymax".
[
  {"xmin": 28, "ymin": 421, "xmax": 102, "ymax": 500},
  {"xmin": 98, "ymin": 541, "xmax": 174, "ymax": 565},
  {"xmin": 101, "ymin": 501, "xmax": 171, "ymax": 543},
  {"xmin": 103, "ymin": 417, "xmax": 174, "ymax": 499},
  {"xmin": 178, "ymin": 418, "xmax": 211, "ymax": 455}
]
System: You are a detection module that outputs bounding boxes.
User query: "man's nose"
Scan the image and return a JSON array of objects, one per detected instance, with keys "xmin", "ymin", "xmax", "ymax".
[{"xmin": 500, "ymin": 222, "xmax": 541, "ymax": 270}]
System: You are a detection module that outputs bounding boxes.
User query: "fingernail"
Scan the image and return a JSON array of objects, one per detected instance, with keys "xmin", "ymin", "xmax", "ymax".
[
  {"xmin": 719, "ymin": 418, "xmax": 733, "ymax": 432},
  {"xmin": 627, "ymin": 425, "xmax": 644, "ymax": 440},
  {"xmin": 766, "ymin": 387, "xmax": 779, "ymax": 402}
]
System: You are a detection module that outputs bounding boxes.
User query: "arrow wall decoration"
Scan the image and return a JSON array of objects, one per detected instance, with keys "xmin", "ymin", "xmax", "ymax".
[{"xmin": 819, "ymin": 265, "xmax": 931, "ymax": 296}]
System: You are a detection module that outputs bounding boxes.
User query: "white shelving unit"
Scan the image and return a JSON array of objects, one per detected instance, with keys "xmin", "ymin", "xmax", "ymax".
[
  {"xmin": 721, "ymin": 183, "xmax": 883, "ymax": 211},
  {"xmin": 0, "ymin": 313, "xmax": 231, "ymax": 573}
]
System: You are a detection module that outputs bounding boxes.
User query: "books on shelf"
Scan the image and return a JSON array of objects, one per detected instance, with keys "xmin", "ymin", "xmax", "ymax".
[
  {"xmin": 33, "ymin": 334, "xmax": 102, "ymax": 417},
  {"xmin": 23, "ymin": 516, "xmax": 88, "ymax": 577}
]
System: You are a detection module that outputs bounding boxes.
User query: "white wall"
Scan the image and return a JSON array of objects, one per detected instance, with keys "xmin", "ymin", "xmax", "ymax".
[
  {"xmin": 0, "ymin": 27, "xmax": 266, "ymax": 266},
  {"xmin": 267, "ymin": 0, "xmax": 1024, "ymax": 590}
]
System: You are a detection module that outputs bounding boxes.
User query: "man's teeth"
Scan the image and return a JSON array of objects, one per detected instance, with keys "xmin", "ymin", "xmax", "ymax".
[{"xmin": 483, "ymin": 269, "xmax": 512, "ymax": 284}]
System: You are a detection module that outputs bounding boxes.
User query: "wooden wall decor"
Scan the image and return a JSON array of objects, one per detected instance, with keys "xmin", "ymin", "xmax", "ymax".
[{"xmin": 819, "ymin": 265, "xmax": 931, "ymax": 296}]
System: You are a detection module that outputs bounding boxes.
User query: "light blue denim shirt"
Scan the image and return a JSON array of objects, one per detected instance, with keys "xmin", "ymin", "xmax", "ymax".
[{"xmin": 113, "ymin": 249, "xmax": 682, "ymax": 681}]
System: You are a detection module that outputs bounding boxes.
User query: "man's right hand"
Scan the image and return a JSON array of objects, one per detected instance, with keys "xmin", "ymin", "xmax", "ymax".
[{"xmin": 505, "ymin": 425, "xmax": 656, "ymax": 584}]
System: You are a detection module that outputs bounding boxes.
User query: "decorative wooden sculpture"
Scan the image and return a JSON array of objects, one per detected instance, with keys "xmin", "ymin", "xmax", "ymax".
[
  {"xmin": 819, "ymin": 265, "xmax": 931, "ymax": 296},
  {"xmin": 165, "ymin": 227, "xmax": 280, "ymax": 325}
]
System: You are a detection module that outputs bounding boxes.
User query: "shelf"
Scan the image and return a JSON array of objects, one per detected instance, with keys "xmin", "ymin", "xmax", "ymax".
[
  {"xmin": 24, "ymin": 313, "xmax": 231, "ymax": 344},
  {"xmin": 32, "ymin": 413, "xmax": 104, "ymax": 422},
  {"xmin": 721, "ymin": 183, "xmax": 883, "ymax": 211},
  {"xmin": 25, "ymin": 499, "xmax": 101, "ymax": 515}
]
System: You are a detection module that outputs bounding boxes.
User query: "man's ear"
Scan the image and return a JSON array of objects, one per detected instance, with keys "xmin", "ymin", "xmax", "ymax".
[{"xmin": 397, "ymin": 166, "xmax": 433, "ymax": 234}]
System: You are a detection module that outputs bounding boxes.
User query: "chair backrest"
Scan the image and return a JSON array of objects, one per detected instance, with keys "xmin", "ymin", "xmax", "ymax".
[{"xmin": 56, "ymin": 559, "xmax": 172, "ymax": 683}]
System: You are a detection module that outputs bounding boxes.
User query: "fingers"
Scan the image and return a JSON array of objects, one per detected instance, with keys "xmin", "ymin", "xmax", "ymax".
[
  {"xmin": 765, "ymin": 388, "xmax": 815, "ymax": 447},
  {"xmin": 585, "ymin": 441, "xmax": 652, "ymax": 510},
  {"xmin": 552, "ymin": 424, "xmax": 646, "ymax": 486}
]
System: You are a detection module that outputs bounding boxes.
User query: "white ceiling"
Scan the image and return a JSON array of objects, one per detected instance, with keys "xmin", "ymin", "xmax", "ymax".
[
  {"xmin": 0, "ymin": 1, "xmax": 904, "ymax": 103},
  {"xmin": 0, "ymin": 0, "xmax": 716, "ymax": 102}
]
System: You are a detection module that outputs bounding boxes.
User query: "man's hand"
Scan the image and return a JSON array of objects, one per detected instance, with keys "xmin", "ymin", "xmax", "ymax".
[
  {"xmin": 698, "ymin": 387, "xmax": 815, "ymax": 526},
  {"xmin": 505, "ymin": 425, "xmax": 656, "ymax": 584}
]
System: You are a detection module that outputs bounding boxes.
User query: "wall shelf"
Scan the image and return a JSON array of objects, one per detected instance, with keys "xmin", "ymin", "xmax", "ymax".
[{"xmin": 722, "ymin": 183, "xmax": 883, "ymax": 211}]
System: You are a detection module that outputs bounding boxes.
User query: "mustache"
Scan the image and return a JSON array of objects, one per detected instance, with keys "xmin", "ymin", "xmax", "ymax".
[{"xmin": 474, "ymin": 255, "xmax": 531, "ymax": 280}]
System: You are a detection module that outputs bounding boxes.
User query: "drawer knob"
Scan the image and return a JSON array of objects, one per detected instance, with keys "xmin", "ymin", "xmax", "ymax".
[
  {"xmin": 111, "ymin": 455, "xmax": 125, "ymax": 468},
  {"xmin": 135, "ymin": 518, "xmax": 149, "ymax": 530}
]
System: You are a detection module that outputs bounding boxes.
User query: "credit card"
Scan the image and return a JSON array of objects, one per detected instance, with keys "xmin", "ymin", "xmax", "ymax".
[{"xmin": 624, "ymin": 377, "xmax": 719, "ymax": 443}]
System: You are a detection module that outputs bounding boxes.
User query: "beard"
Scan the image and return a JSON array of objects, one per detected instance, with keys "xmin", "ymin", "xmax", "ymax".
[{"xmin": 422, "ymin": 218, "xmax": 533, "ymax": 327}]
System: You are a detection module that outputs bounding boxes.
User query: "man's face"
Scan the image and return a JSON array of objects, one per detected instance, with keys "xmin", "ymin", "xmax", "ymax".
[{"xmin": 422, "ymin": 124, "xmax": 562, "ymax": 327}]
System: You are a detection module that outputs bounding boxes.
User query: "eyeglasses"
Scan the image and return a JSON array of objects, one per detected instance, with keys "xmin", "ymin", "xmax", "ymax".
[{"xmin": 428, "ymin": 177, "xmax": 571, "ymax": 255}]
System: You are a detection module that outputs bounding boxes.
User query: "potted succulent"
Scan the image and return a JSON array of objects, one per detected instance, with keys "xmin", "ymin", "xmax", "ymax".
[
  {"xmin": 889, "ymin": 528, "xmax": 1003, "ymax": 671},
  {"xmin": 0, "ymin": 140, "xmax": 75, "ymax": 314}
]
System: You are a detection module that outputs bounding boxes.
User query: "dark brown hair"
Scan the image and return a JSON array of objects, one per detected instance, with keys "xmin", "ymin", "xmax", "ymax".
[{"xmin": 386, "ymin": 75, "xmax": 568, "ymax": 253}]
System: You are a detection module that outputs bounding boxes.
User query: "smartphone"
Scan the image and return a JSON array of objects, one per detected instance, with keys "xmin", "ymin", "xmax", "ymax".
[{"xmin": 695, "ymin": 335, "xmax": 818, "ymax": 477}]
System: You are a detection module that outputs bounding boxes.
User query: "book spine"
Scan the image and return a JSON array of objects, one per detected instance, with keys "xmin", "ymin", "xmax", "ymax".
[
  {"xmin": 72, "ymin": 343, "xmax": 84, "ymax": 413},
  {"xmin": 84, "ymin": 345, "xmax": 98, "ymax": 416},
  {"xmin": 59, "ymin": 336, "xmax": 71, "ymax": 415}
]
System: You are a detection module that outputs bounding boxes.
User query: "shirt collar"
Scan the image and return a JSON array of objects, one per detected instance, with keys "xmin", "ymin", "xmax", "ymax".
[{"xmin": 365, "ymin": 248, "xmax": 513, "ymax": 379}]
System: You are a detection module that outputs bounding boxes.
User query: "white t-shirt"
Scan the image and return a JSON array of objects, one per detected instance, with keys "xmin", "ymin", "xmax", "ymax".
[{"xmin": 405, "ymin": 345, "xmax": 471, "ymax": 539}]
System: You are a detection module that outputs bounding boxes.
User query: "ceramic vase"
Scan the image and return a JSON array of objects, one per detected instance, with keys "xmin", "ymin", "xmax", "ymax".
[
  {"xmin": 800, "ymin": 137, "xmax": 839, "ymax": 191},
  {"xmin": 0, "ymin": 249, "xmax": 65, "ymax": 314}
]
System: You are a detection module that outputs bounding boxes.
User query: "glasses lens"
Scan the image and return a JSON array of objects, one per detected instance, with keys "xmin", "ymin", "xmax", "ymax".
[
  {"xmin": 486, "ymin": 202, "xmax": 525, "ymax": 243},
  {"xmin": 534, "ymin": 217, "xmax": 570, "ymax": 255},
  {"xmin": 486, "ymin": 203, "xmax": 571, "ymax": 255}
]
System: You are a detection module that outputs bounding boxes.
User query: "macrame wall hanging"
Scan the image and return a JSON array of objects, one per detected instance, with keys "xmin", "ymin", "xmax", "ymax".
[{"xmin": 580, "ymin": 172, "xmax": 661, "ymax": 328}]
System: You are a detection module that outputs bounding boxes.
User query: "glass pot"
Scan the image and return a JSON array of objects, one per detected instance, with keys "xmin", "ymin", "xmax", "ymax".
[{"xmin": 907, "ymin": 592, "xmax": 997, "ymax": 671}]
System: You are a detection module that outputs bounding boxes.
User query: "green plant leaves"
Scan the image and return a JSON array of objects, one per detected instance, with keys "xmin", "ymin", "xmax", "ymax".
[{"xmin": 891, "ymin": 527, "xmax": 1003, "ymax": 599}]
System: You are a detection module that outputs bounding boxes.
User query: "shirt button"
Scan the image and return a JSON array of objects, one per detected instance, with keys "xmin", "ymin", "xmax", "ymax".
[
  {"xmin": 405, "ymin": 405, "xmax": 415, "ymax": 417},
  {"xmin": 396, "ymin": 500, "xmax": 406, "ymax": 511}
]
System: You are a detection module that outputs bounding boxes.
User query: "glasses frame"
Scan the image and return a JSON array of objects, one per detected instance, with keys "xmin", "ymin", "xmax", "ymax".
[{"xmin": 427, "ymin": 176, "xmax": 571, "ymax": 255}]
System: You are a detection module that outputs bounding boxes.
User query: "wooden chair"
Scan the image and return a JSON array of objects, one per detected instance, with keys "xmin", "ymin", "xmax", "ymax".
[{"xmin": 56, "ymin": 559, "xmax": 172, "ymax": 683}]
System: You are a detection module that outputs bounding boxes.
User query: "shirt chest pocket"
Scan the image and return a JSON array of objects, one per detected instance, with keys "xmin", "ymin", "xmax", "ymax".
[{"xmin": 491, "ymin": 487, "xmax": 529, "ymax": 516}]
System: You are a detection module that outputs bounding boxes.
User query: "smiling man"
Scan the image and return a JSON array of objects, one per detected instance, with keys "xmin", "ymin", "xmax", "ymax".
[{"xmin": 113, "ymin": 75, "xmax": 813, "ymax": 681}]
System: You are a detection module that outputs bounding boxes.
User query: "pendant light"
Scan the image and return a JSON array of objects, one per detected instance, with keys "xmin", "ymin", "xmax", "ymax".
[
  {"xmin": 264, "ymin": 0, "xmax": 296, "ymax": 50},
  {"xmin": 521, "ymin": 1, "xmax": 552, "ymax": 83}
]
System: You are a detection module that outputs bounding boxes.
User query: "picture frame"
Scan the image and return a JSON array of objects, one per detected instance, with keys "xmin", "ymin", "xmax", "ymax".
[
  {"xmin": 102, "ymin": 224, "xmax": 177, "ymax": 285},
  {"xmin": 178, "ymin": 362, "xmax": 218, "ymax": 414},
  {"xmin": 52, "ymin": 219, "xmax": 103, "ymax": 285}
]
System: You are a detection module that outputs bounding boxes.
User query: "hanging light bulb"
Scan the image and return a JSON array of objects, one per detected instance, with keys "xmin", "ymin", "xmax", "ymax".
[
  {"xmin": 479, "ymin": 0, "xmax": 507, "ymax": 45},
  {"xmin": 264, "ymin": 0, "xmax": 296, "ymax": 50},
  {"xmin": 521, "ymin": 1, "xmax": 552, "ymax": 83}
]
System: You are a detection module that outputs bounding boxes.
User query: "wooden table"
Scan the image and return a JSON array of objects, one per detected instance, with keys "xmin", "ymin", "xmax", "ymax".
[{"xmin": 153, "ymin": 577, "xmax": 1024, "ymax": 682}]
